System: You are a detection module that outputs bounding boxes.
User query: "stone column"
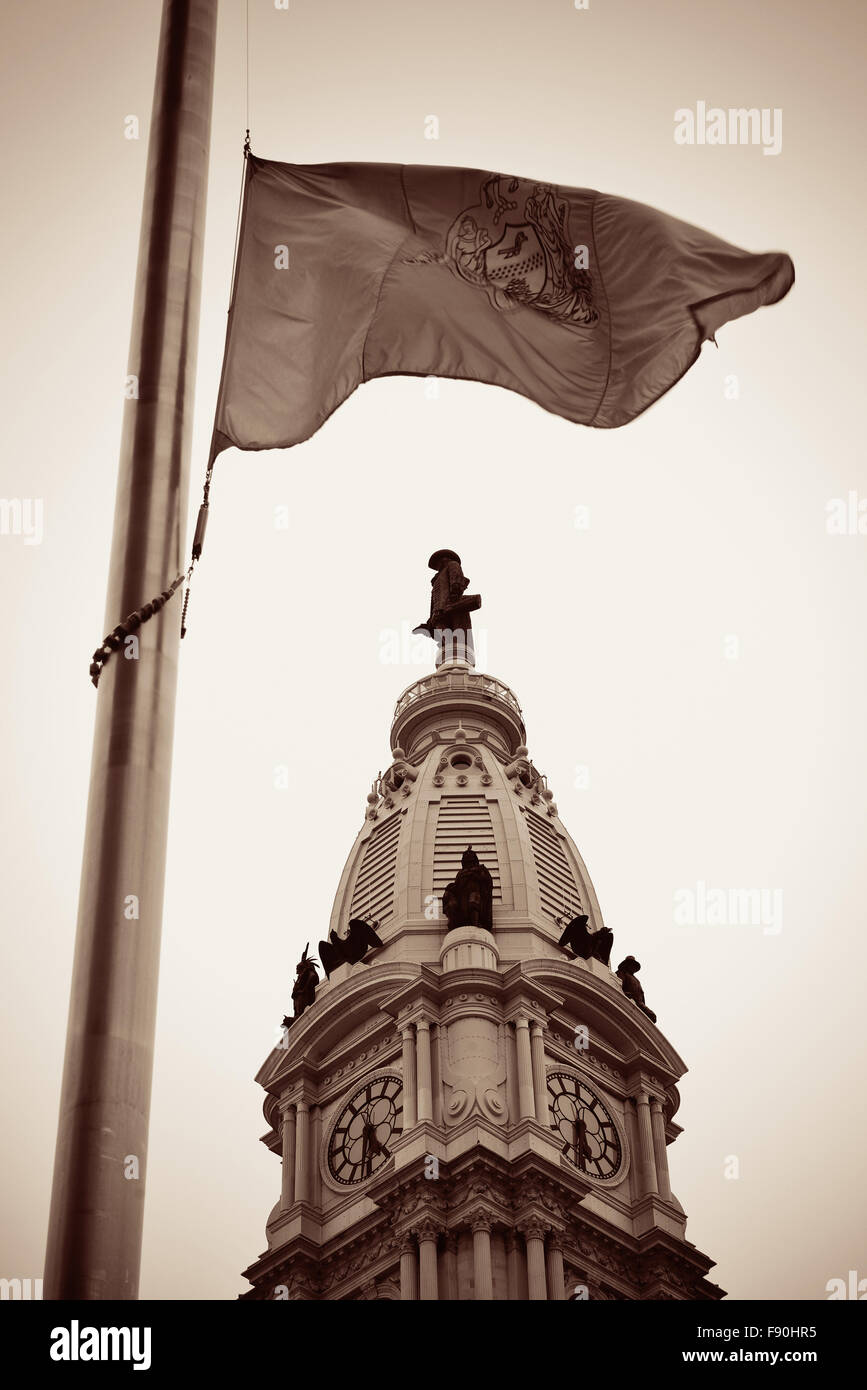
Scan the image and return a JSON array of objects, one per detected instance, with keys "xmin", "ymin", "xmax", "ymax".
[
  {"xmin": 472, "ymin": 1217, "xmax": 494, "ymax": 1300},
  {"xmin": 401, "ymin": 1025, "xmax": 417, "ymax": 1130},
  {"xmin": 650, "ymin": 1096, "xmax": 673, "ymax": 1201},
  {"xmin": 432, "ymin": 1023, "xmax": 444, "ymax": 1127},
  {"xmin": 521, "ymin": 1220, "xmax": 548, "ymax": 1300},
  {"xmin": 529, "ymin": 1021, "xmax": 547, "ymax": 1124},
  {"xmin": 280, "ymin": 1103, "xmax": 296, "ymax": 1210},
  {"xmin": 514, "ymin": 1018, "xmax": 536, "ymax": 1120},
  {"xmin": 546, "ymin": 1234, "xmax": 566, "ymax": 1301},
  {"xmin": 416, "ymin": 1021, "xmax": 433, "ymax": 1123},
  {"xmin": 442, "ymin": 1233, "xmax": 459, "ymax": 1300},
  {"xmin": 505, "ymin": 1230, "xmax": 521, "ymax": 1300},
  {"xmin": 635, "ymin": 1090, "xmax": 659, "ymax": 1196},
  {"xmin": 309, "ymin": 1105, "xmax": 321, "ymax": 1208},
  {"xmin": 399, "ymin": 1235, "xmax": 419, "ymax": 1301},
  {"xmin": 417, "ymin": 1221, "xmax": 440, "ymax": 1300},
  {"xmin": 294, "ymin": 1099, "xmax": 310, "ymax": 1204}
]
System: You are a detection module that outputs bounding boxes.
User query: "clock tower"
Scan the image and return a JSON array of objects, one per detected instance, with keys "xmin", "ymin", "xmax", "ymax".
[{"xmin": 241, "ymin": 557, "xmax": 723, "ymax": 1301}]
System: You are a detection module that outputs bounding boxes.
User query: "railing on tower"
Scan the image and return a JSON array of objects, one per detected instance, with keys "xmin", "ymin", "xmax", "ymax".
[{"xmin": 393, "ymin": 670, "xmax": 523, "ymax": 721}]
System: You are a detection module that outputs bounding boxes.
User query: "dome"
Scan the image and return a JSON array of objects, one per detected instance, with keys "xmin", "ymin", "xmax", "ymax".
[{"xmin": 323, "ymin": 660, "xmax": 609, "ymax": 978}]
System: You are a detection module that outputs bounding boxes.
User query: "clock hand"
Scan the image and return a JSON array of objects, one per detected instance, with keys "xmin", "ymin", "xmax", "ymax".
[
  {"xmin": 363, "ymin": 1118, "xmax": 388, "ymax": 1158},
  {"xmin": 575, "ymin": 1114, "xmax": 587, "ymax": 1170}
]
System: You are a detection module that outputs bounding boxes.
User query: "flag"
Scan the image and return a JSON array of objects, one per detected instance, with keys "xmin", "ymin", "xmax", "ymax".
[{"xmin": 210, "ymin": 156, "xmax": 794, "ymax": 454}]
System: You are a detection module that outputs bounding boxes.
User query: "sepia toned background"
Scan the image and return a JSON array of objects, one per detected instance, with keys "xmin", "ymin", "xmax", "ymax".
[{"xmin": 1, "ymin": 0, "xmax": 865, "ymax": 1299}]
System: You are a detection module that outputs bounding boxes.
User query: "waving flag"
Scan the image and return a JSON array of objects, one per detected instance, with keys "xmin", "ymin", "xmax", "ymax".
[{"xmin": 210, "ymin": 156, "xmax": 794, "ymax": 455}]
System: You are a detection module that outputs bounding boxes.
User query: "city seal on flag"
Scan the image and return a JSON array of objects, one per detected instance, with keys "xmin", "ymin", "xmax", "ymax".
[{"xmin": 409, "ymin": 174, "xmax": 599, "ymax": 328}]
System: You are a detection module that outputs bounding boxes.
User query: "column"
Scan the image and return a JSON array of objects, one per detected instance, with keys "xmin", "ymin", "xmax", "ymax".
[
  {"xmin": 472, "ymin": 1217, "xmax": 494, "ymax": 1300},
  {"xmin": 515, "ymin": 1018, "xmax": 536, "ymax": 1120},
  {"xmin": 432, "ymin": 1023, "xmax": 444, "ymax": 1127},
  {"xmin": 529, "ymin": 1021, "xmax": 547, "ymax": 1124},
  {"xmin": 505, "ymin": 1231, "xmax": 521, "ymax": 1301},
  {"xmin": 521, "ymin": 1220, "xmax": 548, "ymax": 1300},
  {"xmin": 417, "ymin": 1222, "xmax": 440, "ymax": 1300},
  {"xmin": 635, "ymin": 1090, "xmax": 659, "ymax": 1196},
  {"xmin": 416, "ymin": 1020, "xmax": 433, "ymax": 1123},
  {"xmin": 443, "ymin": 1233, "xmax": 459, "ymax": 1300},
  {"xmin": 310, "ymin": 1105, "xmax": 321, "ymax": 1208},
  {"xmin": 401, "ymin": 1025, "xmax": 417, "ymax": 1130},
  {"xmin": 650, "ymin": 1096, "xmax": 673, "ymax": 1201},
  {"xmin": 546, "ymin": 1234, "xmax": 566, "ymax": 1301},
  {"xmin": 294, "ymin": 1099, "xmax": 310, "ymax": 1204},
  {"xmin": 280, "ymin": 1103, "xmax": 296, "ymax": 1210},
  {"xmin": 399, "ymin": 1235, "xmax": 419, "ymax": 1300}
]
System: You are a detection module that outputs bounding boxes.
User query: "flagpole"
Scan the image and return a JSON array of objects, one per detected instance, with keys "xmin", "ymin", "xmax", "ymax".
[{"xmin": 44, "ymin": 0, "xmax": 218, "ymax": 1299}]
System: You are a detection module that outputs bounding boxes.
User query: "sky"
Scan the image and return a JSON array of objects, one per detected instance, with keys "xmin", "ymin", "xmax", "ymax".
[{"xmin": 1, "ymin": 0, "xmax": 865, "ymax": 1300}]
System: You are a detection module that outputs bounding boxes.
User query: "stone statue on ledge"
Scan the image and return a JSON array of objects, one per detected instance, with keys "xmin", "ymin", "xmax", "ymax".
[
  {"xmin": 442, "ymin": 845, "xmax": 494, "ymax": 932},
  {"xmin": 616, "ymin": 955, "xmax": 657, "ymax": 1023},
  {"xmin": 281, "ymin": 944, "xmax": 320, "ymax": 1030},
  {"xmin": 412, "ymin": 549, "xmax": 481, "ymax": 666},
  {"xmin": 318, "ymin": 917, "xmax": 384, "ymax": 979},
  {"xmin": 557, "ymin": 912, "xmax": 614, "ymax": 967}
]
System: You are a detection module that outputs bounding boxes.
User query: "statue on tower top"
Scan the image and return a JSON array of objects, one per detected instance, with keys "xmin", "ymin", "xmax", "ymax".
[{"xmin": 413, "ymin": 549, "xmax": 481, "ymax": 667}]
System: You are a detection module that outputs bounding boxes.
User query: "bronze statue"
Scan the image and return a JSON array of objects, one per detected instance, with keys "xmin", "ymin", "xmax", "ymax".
[
  {"xmin": 318, "ymin": 917, "xmax": 384, "ymax": 979},
  {"xmin": 558, "ymin": 913, "xmax": 614, "ymax": 967},
  {"xmin": 616, "ymin": 956, "xmax": 657, "ymax": 1023},
  {"xmin": 413, "ymin": 549, "xmax": 481, "ymax": 666},
  {"xmin": 282, "ymin": 944, "xmax": 320, "ymax": 1030},
  {"xmin": 442, "ymin": 845, "xmax": 494, "ymax": 931}
]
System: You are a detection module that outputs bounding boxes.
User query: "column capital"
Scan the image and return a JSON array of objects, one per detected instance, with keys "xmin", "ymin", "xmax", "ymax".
[
  {"xmin": 470, "ymin": 1212, "xmax": 493, "ymax": 1235},
  {"xmin": 517, "ymin": 1215, "xmax": 549, "ymax": 1242},
  {"xmin": 398, "ymin": 1232, "xmax": 417, "ymax": 1257},
  {"xmin": 546, "ymin": 1231, "xmax": 564, "ymax": 1253},
  {"xmin": 414, "ymin": 1218, "xmax": 443, "ymax": 1244}
]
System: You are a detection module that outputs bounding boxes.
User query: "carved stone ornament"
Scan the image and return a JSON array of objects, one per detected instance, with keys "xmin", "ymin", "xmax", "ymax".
[
  {"xmin": 505, "ymin": 745, "xmax": 558, "ymax": 816},
  {"xmin": 366, "ymin": 746, "xmax": 418, "ymax": 819},
  {"xmin": 440, "ymin": 1015, "xmax": 509, "ymax": 1128},
  {"xmin": 432, "ymin": 734, "xmax": 491, "ymax": 789}
]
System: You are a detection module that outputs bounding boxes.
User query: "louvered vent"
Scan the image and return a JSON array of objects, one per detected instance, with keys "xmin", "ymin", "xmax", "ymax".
[
  {"xmin": 350, "ymin": 813, "xmax": 401, "ymax": 924},
  {"xmin": 433, "ymin": 797, "xmax": 501, "ymax": 900},
  {"xmin": 526, "ymin": 810, "xmax": 582, "ymax": 921}
]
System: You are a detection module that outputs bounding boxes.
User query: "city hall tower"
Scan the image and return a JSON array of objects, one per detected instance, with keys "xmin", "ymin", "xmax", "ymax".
[{"xmin": 241, "ymin": 553, "xmax": 722, "ymax": 1301}]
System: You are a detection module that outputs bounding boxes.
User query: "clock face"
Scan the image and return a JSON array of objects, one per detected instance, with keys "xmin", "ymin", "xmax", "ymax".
[
  {"xmin": 547, "ymin": 1071, "xmax": 623, "ymax": 1180},
  {"xmin": 327, "ymin": 1074, "xmax": 403, "ymax": 1185}
]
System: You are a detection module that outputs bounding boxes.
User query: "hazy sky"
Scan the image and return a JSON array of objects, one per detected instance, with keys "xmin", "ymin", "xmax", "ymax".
[{"xmin": 1, "ymin": 0, "xmax": 865, "ymax": 1300}]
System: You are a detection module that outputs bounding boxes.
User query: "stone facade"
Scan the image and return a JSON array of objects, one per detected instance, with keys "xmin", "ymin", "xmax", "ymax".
[{"xmin": 241, "ymin": 662, "xmax": 723, "ymax": 1300}]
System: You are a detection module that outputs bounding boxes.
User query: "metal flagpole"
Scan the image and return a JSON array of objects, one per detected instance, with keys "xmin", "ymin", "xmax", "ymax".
[{"xmin": 44, "ymin": 0, "xmax": 218, "ymax": 1299}]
